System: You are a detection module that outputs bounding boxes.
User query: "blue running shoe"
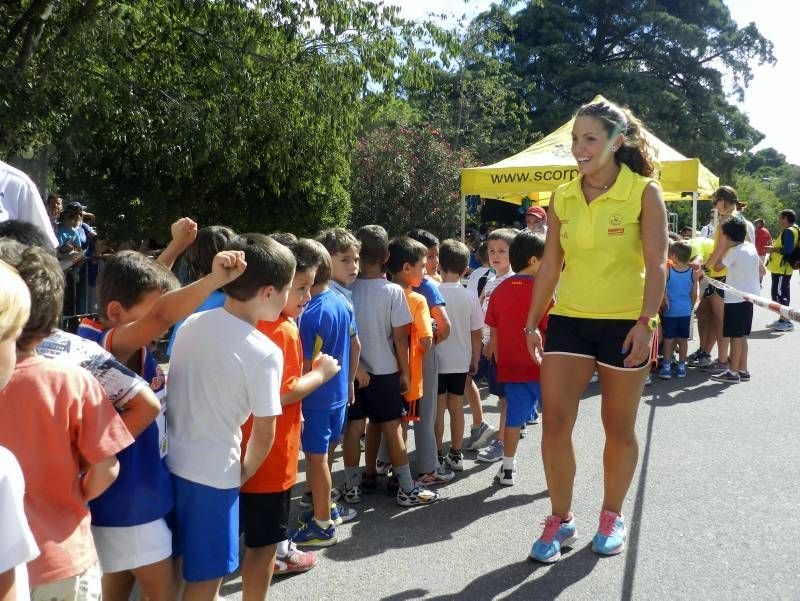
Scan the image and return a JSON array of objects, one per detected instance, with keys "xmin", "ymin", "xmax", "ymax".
[
  {"xmin": 299, "ymin": 502, "xmax": 357, "ymax": 527},
  {"xmin": 676, "ymin": 362, "xmax": 687, "ymax": 378},
  {"xmin": 658, "ymin": 363, "xmax": 671, "ymax": 379},
  {"xmin": 290, "ymin": 519, "xmax": 337, "ymax": 547},
  {"xmin": 529, "ymin": 515, "xmax": 577, "ymax": 563},
  {"xmin": 592, "ymin": 510, "xmax": 626, "ymax": 555}
]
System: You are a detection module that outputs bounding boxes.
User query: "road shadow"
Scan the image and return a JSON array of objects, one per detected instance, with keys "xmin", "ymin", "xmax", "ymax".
[
  {"xmin": 322, "ymin": 484, "xmax": 549, "ymax": 562},
  {"xmin": 643, "ymin": 372, "xmax": 729, "ymax": 407},
  {"xmin": 747, "ymin": 328, "xmax": 784, "ymax": 340},
  {"xmin": 386, "ymin": 545, "xmax": 600, "ymax": 600}
]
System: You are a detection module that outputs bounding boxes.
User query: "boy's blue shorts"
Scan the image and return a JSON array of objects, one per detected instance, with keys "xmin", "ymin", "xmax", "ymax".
[
  {"xmin": 504, "ymin": 381, "xmax": 541, "ymax": 428},
  {"xmin": 171, "ymin": 474, "xmax": 239, "ymax": 582},
  {"xmin": 662, "ymin": 315, "xmax": 690, "ymax": 339},
  {"xmin": 301, "ymin": 405, "xmax": 347, "ymax": 454},
  {"xmin": 474, "ymin": 355, "xmax": 504, "ymax": 397}
]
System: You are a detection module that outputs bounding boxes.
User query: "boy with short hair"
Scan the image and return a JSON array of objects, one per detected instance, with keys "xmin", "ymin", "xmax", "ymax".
[
  {"xmin": 292, "ymin": 239, "xmax": 359, "ymax": 546},
  {"xmin": 659, "ymin": 241, "xmax": 700, "ymax": 379},
  {"xmin": 475, "ymin": 228, "xmax": 518, "ymax": 463},
  {"xmin": 484, "ymin": 230, "xmax": 549, "ymax": 485},
  {"xmin": 342, "ymin": 225, "xmax": 438, "ymax": 506},
  {"xmin": 403, "ymin": 229, "xmax": 453, "ymax": 486},
  {"xmin": 386, "ymin": 237, "xmax": 434, "ymax": 463},
  {"xmin": 239, "ymin": 238, "xmax": 340, "ymax": 598},
  {"xmin": 77, "ymin": 221, "xmax": 242, "ymax": 600},
  {"xmin": 435, "ymin": 240, "xmax": 483, "ymax": 471},
  {"xmin": 168, "ymin": 233, "xmax": 291, "ymax": 599},
  {"xmin": 0, "ymin": 241, "xmax": 133, "ymax": 595},
  {"xmin": 711, "ymin": 216, "xmax": 765, "ymax": 383},
  {"xmin": 316, "ymin": 227, "xmax": 360, "ymax": 307}
]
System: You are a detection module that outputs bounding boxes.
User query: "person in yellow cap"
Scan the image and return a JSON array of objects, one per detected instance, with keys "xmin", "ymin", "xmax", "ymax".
[{"xmin": 524, "ymin": 99, "xmax": 668, "ymax": 563}]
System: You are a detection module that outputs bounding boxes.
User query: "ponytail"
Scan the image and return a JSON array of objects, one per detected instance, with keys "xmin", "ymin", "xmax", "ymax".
[{"xmin": 575, "ymin": 101, "xmax": 655, "ymax": 177}]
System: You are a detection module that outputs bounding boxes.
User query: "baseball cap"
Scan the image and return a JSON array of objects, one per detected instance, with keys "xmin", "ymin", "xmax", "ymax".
[{"xmin": 525, "ymin": 206, "xmax": 547, "ymax": 222}]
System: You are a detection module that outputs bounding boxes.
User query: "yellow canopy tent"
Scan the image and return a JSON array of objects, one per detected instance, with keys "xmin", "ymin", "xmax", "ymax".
[{"xmin": 459, "ymin": 95, "xmax": 719, "ymax": 236}]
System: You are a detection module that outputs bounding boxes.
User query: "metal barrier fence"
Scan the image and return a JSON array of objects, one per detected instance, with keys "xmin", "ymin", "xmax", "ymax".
[{"xmin": 60, "ymin": 254, "xmax": 102, "ymax": 332}]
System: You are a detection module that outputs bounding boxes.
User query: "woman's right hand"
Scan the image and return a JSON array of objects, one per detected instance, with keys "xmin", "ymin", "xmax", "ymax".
[{"xmin": 526, "ymin": 328, "xmax": 544, "ymax": 365}]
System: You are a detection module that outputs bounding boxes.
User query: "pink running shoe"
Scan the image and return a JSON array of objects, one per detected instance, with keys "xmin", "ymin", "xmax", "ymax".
[{"xmin": 273, "ymin": 542, "xmax": 318, "ymax": 575}]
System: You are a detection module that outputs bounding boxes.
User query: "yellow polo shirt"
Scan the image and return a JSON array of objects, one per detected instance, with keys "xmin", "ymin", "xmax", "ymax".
[{"xmin": 551, "ymin": 163, "xmax": 658, "ymax": 320}]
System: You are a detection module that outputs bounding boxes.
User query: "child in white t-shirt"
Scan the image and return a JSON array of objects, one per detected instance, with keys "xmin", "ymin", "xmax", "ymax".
[
  {"xmin": 167, "ymin": 234, "xmax": 293, "ymax": 596},
  {"xmin": 435, "ymin": 240, "xmax": 483, "ymax": 472},
  {"xmin": 711, "ymin": 215, "xmax": 765, "ymax": 383}
]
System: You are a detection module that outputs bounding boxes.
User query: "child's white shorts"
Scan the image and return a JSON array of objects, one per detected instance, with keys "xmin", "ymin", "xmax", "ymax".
[{"xmin": 91, "ymin": 518, "xmax": 172, "ymax": 574}]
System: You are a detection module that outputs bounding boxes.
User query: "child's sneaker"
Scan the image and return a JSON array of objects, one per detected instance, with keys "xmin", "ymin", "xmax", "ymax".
[
  {"xmin": 466, "ymin": 421, "xmax": 496, "ymax": 451},
  {"xmin": 529, "ymin": 515, "xmax": 578, "ymax": 563},
  {"xmin": 676, "ymin": 362, "xmax": 687, "ymax": 378},
  {"xmin": 592, "ymin": 510, "xmax": 626, "ymax": 556},
  {"xmin": 445, "ymin": 451, "xmax": 464, "ymax": 472},
  {"xmin": 273, "ymin": 541, "xmax": 317, "ymax": 576},
  {"xmin": 342, "ymin": 483, "xmax": 362, "ymax": 504},
  {"xmin": 396, "ymin": 484, "xmax": 439, "ymax": 507},
  {"xmin": 644, "ymin": 373, "xmax": 652, "ymax": 386},
  {"xmin": 360, "ymin": 472, "xmax": 378, "ymax": 494},
  {"xmin": 417, "ymin": 464, "xmax": 455, "ymax": 487},
  {"xmin": 476, "ymin": 439, "xmax": 504, "ymax": 463},
  {"xmin": 495, "ymin": 466, "xmax": 515, "ymax": 486},
  {"xmin": 738, "ymin": 370, "xmax": 751, "ymax": 382},
  {"xmin": 298, "ymin": 502, "xmax": 357, "ymax": 527},
  {"xmin": 375, "ymin": 460, "xmax": 392, "ymax": 476},
  {"xmin": 290, "ymin": 520, "xmax": 337, "ymax": 547},
  {"xmin": 710, "ymin": 370, "xmax": 740, "ymax": 383},
  {"xmin": 658, "ymin": 363, "xmax": 671, "ymax": 379}
]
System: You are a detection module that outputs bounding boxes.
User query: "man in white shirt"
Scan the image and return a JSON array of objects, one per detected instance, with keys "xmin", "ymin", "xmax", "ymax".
[{"xmin": 0, "ymin": 160, "xmax": 57, "ymax": 246}]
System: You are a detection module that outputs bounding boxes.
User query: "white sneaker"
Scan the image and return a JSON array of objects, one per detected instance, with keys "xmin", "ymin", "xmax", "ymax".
[{"xmin": 496, "ymin": 466, "xmax": 515, "ymax": 486}]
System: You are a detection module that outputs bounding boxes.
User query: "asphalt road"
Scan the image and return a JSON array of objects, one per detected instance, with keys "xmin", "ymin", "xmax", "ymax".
[{"xmin": 221, "ymin": 297, "xmax": 800, "ymax": 601}]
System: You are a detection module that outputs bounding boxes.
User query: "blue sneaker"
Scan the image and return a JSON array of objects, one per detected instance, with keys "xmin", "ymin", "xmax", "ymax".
[
  {"xmin": 290, "ymin": 519, "xmax": 337, "ymax": 547},
  {"xmin": 299, "ymin": 502, "xmax": 357, "ymax": 527},
  {"xmin": 529, "ymin": 515, "xmax": 577, "ymax": 563},
  {"xmin": 592, "ymin": 510, "xmax": 626, "ymax": 555},
  {"xmin": 658, "ymin": 363, "xmax": 671, "ymax": 379},
  {"xmin": 676, "ymin": 362, "xmax": 687, "ymax": 378}
]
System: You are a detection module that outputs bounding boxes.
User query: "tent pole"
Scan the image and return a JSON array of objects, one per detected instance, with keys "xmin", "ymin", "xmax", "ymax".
[
  {"xmin": 692, "ymin": 192, "xmax": 698, "ymax": 235},
  {"xmin": 460, "ymin": 194, "xmax": 466, "ymax": 242}
]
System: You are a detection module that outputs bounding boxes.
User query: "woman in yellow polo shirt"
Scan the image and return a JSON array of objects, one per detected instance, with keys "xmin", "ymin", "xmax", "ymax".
[{"xmin": 524, "ymin": 100, "xmax": 668, "ymax": 562}]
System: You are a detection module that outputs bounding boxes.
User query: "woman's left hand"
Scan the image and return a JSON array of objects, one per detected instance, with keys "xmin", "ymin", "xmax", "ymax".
[{"xmin": 622, "ymin": 323, "xmax": 652, "ymax": 368}]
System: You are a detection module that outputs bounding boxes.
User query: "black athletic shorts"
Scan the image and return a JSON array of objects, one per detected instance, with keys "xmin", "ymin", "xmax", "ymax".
[
  {"xmin": 722, "ymin": 301, "xmax": 753, "ymax": 338},
  {"xmin": 543, "ymin": 314, "xmax": 657, "ymax": 370},
  {"xmin": 348, "ymin": 373, "xmax": 405, "ymax": 423},
  {"xmin": 240, "ymin": 489, "xmax": 291, "ymax": 548},
  {"xmin": 703, "ymin": 276, "xmax": 725, "ymax": 299},
  {"xmin": 438, "ymin": 372, "xmax": 468, "ymax": 396}
]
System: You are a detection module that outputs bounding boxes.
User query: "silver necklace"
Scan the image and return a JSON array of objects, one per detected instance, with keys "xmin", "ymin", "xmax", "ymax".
[{"xmin": 582, "ymin": 178, "xmax": 614, "ymax": 191}]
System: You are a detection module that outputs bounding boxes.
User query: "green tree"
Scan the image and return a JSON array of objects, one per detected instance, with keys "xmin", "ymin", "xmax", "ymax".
[
  {"xmin": 420, "ymin": 1, "xmax": 774, "ymax": 179},
  {"xmin": 47, "ymin": 1, "xmax": 443, "ymax": 241},
  {"xmin": 350, "ymin": 126, "xmax": 474, "ymax": 238},
  {"xmin": 410, "ymin": 4, "xmax": 537, "ymax": 165}
]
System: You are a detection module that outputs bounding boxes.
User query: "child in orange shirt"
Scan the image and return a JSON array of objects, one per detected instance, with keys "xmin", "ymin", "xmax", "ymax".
[
  {"xmin": 239, "ymin": 239, "xmax": 340, "ymax": 598},
  {"xmin": 386, "ymin": 237, "xmax": 434, "ymax": 477},
  {"xmin": 0, "ymin": 240, "xmax": 133, "ymax": 595}
]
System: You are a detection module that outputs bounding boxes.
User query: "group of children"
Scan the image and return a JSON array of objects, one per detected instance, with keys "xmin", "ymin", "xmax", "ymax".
[{"xmin": 0, "ymin": 217, "xmax": 551, "ymax": 601}]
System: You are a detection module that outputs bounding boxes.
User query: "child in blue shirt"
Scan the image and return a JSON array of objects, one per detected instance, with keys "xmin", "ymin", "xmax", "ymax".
[
  {"xmin": 659, "ymin": 241, "xmax": 700, "ymax": 379},
  {"xmin": 294, "ymin": 240, "xmax": 360, "ymax": 546}
]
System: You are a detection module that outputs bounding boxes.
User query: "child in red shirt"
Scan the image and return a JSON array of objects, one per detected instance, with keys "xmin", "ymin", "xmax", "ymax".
[{"xmin": 484, "ymin": 231, "xmax": 549, "ymax": 486}]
